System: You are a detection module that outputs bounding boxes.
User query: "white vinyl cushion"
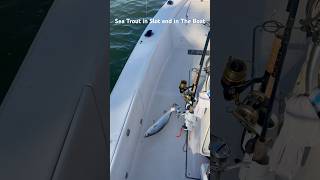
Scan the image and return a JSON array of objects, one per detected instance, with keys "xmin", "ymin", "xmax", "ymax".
[{"xmin": 270, "ymin": 95, "xmax": 320, "ymax": 179}]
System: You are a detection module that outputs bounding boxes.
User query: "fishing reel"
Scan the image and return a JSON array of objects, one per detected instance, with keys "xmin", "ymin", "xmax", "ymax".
[
  {"xmin": 233, "ymin": 91, "xmax": 268, "ymax": 134},
  {"xmin": 179, "ymin": 80, "xmax": 195, "ymax": 108},
  {"xmin": 221, "ymin": 57, "xmax": 267, "ymax": 134},
  {"xmin": 221, "ymin": 57, "xmax": 248, "ymax": 101}
]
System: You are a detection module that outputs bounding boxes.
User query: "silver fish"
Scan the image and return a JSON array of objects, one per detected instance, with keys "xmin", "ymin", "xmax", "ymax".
[{"xmin": 144, "ymin": 106, "xmax": 177, "ymax": 137}]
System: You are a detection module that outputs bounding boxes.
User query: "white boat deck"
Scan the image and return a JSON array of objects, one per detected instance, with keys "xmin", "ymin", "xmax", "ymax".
[
  {"xmin": 128, "ymin": 48, "xmax": 208, "ymax": 180},
  {"xmin": 110, "ymin": 0, "xmax": 210, "ymax": 179}
]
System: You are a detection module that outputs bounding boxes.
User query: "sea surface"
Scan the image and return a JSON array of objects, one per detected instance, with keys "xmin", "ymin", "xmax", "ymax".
[
  {"xmin": 0, "ymin": 0, "xmax": 165, "ymax": 104},
  {"xmin": 110, "ymin": 0, "xmax": 166, "ymax": 91},
  {"xmin": 0, "ymin": 0, "xmax": 54, "ymax": 104}
]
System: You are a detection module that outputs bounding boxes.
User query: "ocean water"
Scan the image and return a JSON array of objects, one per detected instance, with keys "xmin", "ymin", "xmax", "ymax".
[
  {"xmin": 0, "ymin": 0, "xmax": 54, "ymax": 104},
  {"xmin": 110, "ymin": 0, "xmax": 166, "ymax": 91},
  {"xmin": 0, "ymin": 0, "xmax": 166, "ymax": 104}
]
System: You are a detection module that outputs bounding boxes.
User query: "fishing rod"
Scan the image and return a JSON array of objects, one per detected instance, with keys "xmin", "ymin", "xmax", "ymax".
[
  {"xmin": 179, "ymin": 31, "xmax": 211, "ymax": 179},
  {"xmin": 251, "ymin": 0, "xmax": 300, "ymax": 164},
  {"xmin": 179, "ymin": 30, "xmax": 211, "ymax": 108},
  {"xmin": 192, "ymin": 30, "xmax": 212, "ymax": 97},
  {"xmin": 220, "ymin": 0, "xmax": 300, "ymax": 163},
  {"xmin": 238, "ymin": 21, "xmax": 284, "ymax": 152},
  {"xmin": 145, "ymin": 30, "xmax": 212, "ymax": 138},
  {"xmin": 259, "ymin": 0, "xmax": 300, "ymax": 140}
]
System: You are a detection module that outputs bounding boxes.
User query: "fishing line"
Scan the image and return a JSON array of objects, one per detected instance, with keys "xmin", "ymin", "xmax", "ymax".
[
  {"xmin": 244, "ymin": 17, "xmax": 303, "ymax": 151},
  {"xmin": 145, "ymin": 0, "xmax": 148, "ymax": 18},
  {"xmin": 250, "ymin": 21, "xmax": 284, "ymax": 91},
  {"xmin": 185, "ymin": 1, "xmax": 191, "ymax": 20},
  {"xmin": 251, "ymin": 21, "xmax": 284, "ymax": 84},
  {"xmin": 250, "ymin": 19, "xmax": 303, "ymax": 90}
]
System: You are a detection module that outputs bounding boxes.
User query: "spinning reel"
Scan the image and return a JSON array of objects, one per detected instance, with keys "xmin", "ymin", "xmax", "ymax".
[
  {"xmin": 179, "ymin": 80, "xmax": 195, "ymax": 109},
  {"xmin": 221, "ymin": 57, "xmax": 247, "ymax": 101},
  {"xmin": 233, "ymin": 91, "xmax": 268, "ymax": 134},
  {"xmin": 221, "ymin": 57, "xmax": 266, "ymax": 134},
  {"xmin": 220, "ymin": 0, "xmax": 301, "ymax": 165},
  {"xmin": 179, "ymin": 30, "xmax": 211, "ymax": 111}
]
